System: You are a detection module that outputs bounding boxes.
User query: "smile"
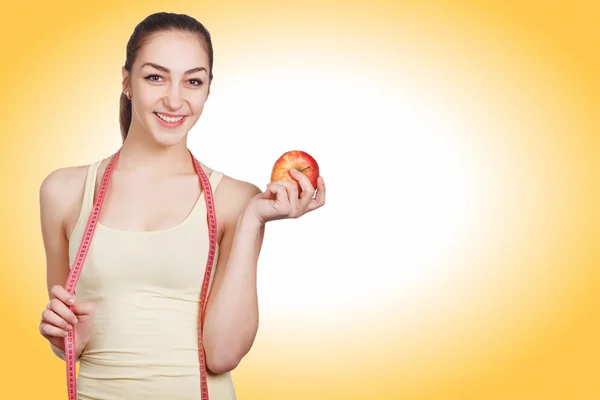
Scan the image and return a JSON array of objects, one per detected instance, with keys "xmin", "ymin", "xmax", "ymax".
[{"xmin": 154, "ymin": 112, "xmax": 187, "ymax": 127}]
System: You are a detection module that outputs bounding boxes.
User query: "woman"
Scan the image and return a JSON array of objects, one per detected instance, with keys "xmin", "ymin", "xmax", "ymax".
[{"xmin": 37, "ymin": 12, "xmax": 325, "ymax": 399}]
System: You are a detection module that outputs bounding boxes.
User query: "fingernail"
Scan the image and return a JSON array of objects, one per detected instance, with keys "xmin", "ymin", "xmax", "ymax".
[
  {"xmin": 66, "ymin": 324, "xmax": 73, "ymax": 330},
  {"xmin": 68, "ymin": 299, "xmax": 75, "ymax": 305},
  {"xmin": 72, "ymin": 318, "xmax": 78, "ymax": 325}
]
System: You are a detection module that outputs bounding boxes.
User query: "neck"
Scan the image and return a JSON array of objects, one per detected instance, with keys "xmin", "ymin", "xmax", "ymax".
[{"xmin": 116, "ymin": 127, "xmax": 193, "ymax": 175}]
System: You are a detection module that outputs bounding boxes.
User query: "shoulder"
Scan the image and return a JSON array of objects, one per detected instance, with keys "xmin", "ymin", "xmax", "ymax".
[
  {"xmin": 39, "ymin": 164, "xmax": 91, "ymax": 228},
  {"xmin": 40, "ymin": 165, "xmax": 88, "ymax": 203},
  {"xmin": 213, "ymin": 172, "xmax": 262, "ymax": 221}
]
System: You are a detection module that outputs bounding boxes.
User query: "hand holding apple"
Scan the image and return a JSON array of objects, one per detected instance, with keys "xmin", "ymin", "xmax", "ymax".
[{"xmin": 247, "ymin": 150, "xmax": 326, "ymax": 225}]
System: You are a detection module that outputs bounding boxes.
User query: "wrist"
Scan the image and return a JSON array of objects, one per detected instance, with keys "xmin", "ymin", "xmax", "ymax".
[{"xmin": 240, "ymin": 205, "xmax": 265, "ymax": 230}]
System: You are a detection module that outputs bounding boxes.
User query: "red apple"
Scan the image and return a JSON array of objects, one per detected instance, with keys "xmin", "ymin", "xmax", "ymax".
[{"xmin": 270, "ymin": 150, "xmax": 320, "ymax": 195}]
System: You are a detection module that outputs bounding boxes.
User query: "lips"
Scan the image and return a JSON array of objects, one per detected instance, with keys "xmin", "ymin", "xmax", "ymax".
[{"xmin": 153, "ymin": 112, "xmax": 187, "ymax": 128}]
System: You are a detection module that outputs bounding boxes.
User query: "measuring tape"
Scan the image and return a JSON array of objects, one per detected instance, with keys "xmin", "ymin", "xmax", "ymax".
[{"xmin": 62, "ymin": 148, "xmax": 217, "ymax": 400}]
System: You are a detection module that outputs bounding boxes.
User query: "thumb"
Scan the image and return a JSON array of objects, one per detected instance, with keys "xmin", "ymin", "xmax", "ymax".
[{"xmin": 73, "ymin": 301, "xmax": 95, "ymax": 317}]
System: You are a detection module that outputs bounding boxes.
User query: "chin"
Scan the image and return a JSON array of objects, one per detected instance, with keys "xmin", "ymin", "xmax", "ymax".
[
  {"xmin": 151, "ymin": 131, "xmax": 188, "ymax": 147},
  {"xmin": 147, "ymin": 116, "xmax": 193, "ymax": 147}
]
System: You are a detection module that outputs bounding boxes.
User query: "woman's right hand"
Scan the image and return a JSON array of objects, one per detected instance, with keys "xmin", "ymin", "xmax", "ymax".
[{"xmin": 39, "ymin": 284, "xmax": 95, "ymax": 357}]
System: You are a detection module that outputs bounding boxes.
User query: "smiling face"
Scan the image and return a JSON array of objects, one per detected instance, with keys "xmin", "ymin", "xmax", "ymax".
[{"xmin": 122, "ymin": 30, "xmax": 211, "ymax": 147}]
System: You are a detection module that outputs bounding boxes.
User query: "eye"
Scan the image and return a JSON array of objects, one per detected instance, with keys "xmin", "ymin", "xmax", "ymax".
[
  {"xmin": 144, "ymin": 74, "xmax": 202, "ymax": 86},
  {"xmin": 144, "ymin": 74, "xmax": 163, "ymax": 82}
]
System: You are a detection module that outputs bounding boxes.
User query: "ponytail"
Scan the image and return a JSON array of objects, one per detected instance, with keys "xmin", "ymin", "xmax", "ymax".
[{"xmin": 119, "ymin": 91, "xmax": 132, "ymax": 141}]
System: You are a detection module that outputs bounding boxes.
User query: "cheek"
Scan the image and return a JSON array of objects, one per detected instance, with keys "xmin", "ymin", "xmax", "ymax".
[
  {"xmin": 190, "ymin": 97, "xmax": 207, "ymax": 114},
  {"xmin": 135, "ymin": 90, "xmax": 160, "ymax": 111}
]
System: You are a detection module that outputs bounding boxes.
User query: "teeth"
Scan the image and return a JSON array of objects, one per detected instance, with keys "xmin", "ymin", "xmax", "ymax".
[{"xmin": 156, "ymin": 113, "xmax": 184, "ymax": 123}]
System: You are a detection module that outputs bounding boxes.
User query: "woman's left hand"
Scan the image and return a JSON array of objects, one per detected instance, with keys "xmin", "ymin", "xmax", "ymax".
[{"xmin": 249, "ymin": 169, "xmax": 326, "ymax": 225}]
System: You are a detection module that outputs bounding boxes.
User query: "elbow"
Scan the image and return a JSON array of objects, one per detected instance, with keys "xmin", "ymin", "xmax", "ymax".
[
  {"xmin": 203, "ymin": 323, "xmax": 259, "ymax": 374},
  {"xmin": 205, "ymin": 351, "xmax": 241, "ymax": 375}
]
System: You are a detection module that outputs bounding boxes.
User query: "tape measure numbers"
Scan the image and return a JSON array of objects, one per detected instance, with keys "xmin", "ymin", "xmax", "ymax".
[{"xmin": 63, "ymin": 149, "xmax": 217, "ymax": 400}]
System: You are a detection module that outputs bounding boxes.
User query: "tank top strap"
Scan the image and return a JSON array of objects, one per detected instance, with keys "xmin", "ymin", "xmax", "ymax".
[
  {"xmin": 208, "ymin": 169, "xmax": 224, "ymax": 193},
  {"xmin": 188, "ymin": 169, "xmax": 223, "ymax": 223},
  {"xmin": 81, "ymin": 160, "xmax": 102, "ymax": 215}
]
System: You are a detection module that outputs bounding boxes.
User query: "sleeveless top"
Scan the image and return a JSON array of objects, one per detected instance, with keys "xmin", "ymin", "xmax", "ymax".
[{"xmin": 67, "ymin": 160, "xmax": 237, "ymax": 400}]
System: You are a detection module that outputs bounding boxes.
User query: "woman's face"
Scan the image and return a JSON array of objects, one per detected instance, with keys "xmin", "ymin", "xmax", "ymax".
[{"xmin": 123, "ymin": 30, "xmax": 211, "ymax": 147}]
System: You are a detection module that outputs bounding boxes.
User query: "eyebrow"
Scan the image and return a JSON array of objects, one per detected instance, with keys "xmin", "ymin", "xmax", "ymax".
[{"xmin": 141, "ymin": 62, "xmax": 207, "ymax": 75}]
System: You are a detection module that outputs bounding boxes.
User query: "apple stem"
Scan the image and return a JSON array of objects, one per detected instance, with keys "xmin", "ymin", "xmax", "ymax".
[{"xmin": 299, "ymin": 166, "xmax": 312, "ymax": 172}]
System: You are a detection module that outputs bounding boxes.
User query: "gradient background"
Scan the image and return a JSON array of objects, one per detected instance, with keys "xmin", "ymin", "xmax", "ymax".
[{"xmin": 2, "ymin": 0, "xmax": 599, "ymax": 399}]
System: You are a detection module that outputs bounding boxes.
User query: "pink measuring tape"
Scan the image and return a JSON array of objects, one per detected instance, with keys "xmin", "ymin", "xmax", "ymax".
[{"xmin": 62, "ymin": 149, "xmax": 217, "ymax": 400}]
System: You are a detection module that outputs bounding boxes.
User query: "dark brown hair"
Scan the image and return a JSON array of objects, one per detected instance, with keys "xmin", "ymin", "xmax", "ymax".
[{"xmin": 119, "ymin": 12, "xmax": 214, "ymax": 140}]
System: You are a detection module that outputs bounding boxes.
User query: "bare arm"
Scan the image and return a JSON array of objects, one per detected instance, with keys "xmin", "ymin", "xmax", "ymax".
[
  {"xmin": 40, "ymin": 169, "xmax": 73, "ymax": 299},
  {"xmin": 200, "ymin": 170, "xmax": 326, "ymax": 374},
  {"xmin": 202, "ymin": 181, "xmax": 265, "ymax": 374},
  {"xmin": 39, "ymin": 167, "xmax": 93, "ymax": 359}
]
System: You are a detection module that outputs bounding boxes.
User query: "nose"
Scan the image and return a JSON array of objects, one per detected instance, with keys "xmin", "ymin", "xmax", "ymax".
[{"xmin": 164, "ymin": 85, "xmax": 184, "ymax": 110}]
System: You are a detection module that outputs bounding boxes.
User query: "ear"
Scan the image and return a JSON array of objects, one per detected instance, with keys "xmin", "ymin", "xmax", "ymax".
[{"xmin": 121, "ymin": 67, "xmax": 129, "ymax": 92}]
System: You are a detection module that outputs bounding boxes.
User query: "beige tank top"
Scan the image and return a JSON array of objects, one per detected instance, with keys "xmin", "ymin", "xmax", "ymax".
[{"xmin": 67, "ymin": 160, "xmax": 237, "ymax": 400}]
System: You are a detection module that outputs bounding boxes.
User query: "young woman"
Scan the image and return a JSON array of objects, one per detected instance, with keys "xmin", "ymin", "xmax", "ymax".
[{"xmin": 38, "ymin": 12, "xmax": 325, "ymax": 399}]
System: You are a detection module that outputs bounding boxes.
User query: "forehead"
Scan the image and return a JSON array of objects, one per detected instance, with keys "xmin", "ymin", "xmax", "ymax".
[{"xmin": 136, "ymin": 31, "xmax": 209, "ymax": 72}]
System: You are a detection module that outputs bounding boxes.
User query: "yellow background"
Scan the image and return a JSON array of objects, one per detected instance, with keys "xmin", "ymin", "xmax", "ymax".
[{"xmin": 2, "ymin": 1, "xmax": 598, "ymax": 399}]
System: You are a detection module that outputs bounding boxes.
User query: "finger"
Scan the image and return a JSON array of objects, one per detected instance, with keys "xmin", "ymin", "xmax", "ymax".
[
  {"xmin": 306, "ymin": 176, "xmax": 326, "ymax": 213},
  {"xmin": 289, "ymin": 169, "xmax": 316, "ymax": 208},
  {"xmin": 272, "ymin": 180, "xmax": 299, "ymax": 212},
  {"xmin": 41, "ymin": 309, "xmax": 73, "ymax": 332},
  {"xmin": 263, "ymin": 183, "xmax": 279, "ymax": 199},
  {"xmin": 270, "ymin": 183, "xmax": 290, "ymax": 205},
  {"xmin": 48, "ymin": 298, "xmax": 79, "ymax": 326},
  {"xmin": 273, "ymin": 179, "xmax": 298, "ymax": 202},
  {"xmin": 268, "ymin": 183, "xmax": 292, "ymax": 214},
  {"xmin": 39, "ymin": 321, "xmax": 69, "ymax": 339},
  {"xmin": 50, "ymin": 284, "xmax": 75, "ymax": 306},
  {"xmin": 289, "ymin": 168, "xmax": 315, "ymax": 192}
]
